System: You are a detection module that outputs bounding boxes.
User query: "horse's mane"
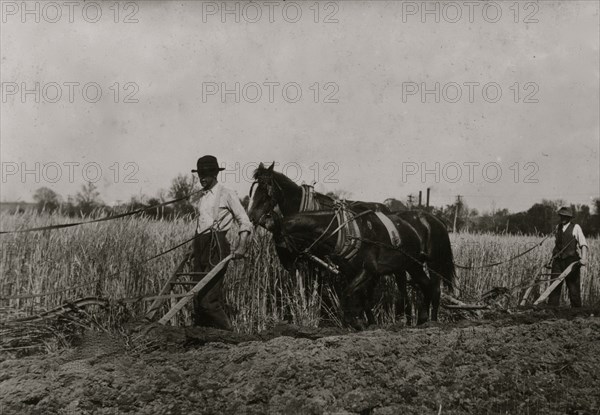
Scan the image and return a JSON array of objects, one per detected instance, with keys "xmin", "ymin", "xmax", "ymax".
[
  {"xmin": 253, "ymin": 166, "xmax": 300, "ymax": 189},
  {"xmin": 253, "ymin": 165, "xmax": 383, "ymax": 211}
]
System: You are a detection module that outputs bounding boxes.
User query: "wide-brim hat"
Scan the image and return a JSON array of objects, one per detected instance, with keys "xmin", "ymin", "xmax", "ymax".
[
  {"xmin": 557, "ymin": 207, "xmax": 574, "ymax": 217},
  {"xmin": 191, "ymin": 155, "xmax": 226, "ymax": 174}
]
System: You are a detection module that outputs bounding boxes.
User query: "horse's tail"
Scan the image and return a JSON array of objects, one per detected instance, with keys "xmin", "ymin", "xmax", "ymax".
[{"xmin": 427, "ymin": 213, "xmax": 455, "ymax": 293}]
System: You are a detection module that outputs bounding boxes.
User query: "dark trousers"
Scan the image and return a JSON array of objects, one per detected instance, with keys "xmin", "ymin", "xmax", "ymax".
[
  {"xmin": 548, "ymin": 256, "xmax": 581, "ymax": 308},
  {"xmin": 192, "ymin": 231, "xmax": 232, "ymax": 329}
]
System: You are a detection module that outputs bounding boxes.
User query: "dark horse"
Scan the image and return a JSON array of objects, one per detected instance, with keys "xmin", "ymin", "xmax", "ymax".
[
  {"xmin": 273, "ymin": 207, "xmax": 434, "ymax": 326},
  {"xmin": 248, "ymin": 162, "xmax": 454, "ymax": 324}
]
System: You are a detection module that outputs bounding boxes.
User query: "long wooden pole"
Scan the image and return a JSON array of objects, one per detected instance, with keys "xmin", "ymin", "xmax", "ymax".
[
  {"xmin": 145, "ymin": 252, "xmax": 192, "ymax": 321},
  {"xmin": 442, "ymin": 293, "xmax": 483, "ymax": 317},
  {"xmin": 533, "ymin": 262, "xmax": 578, "ymax": 305},
  {"xmin": 519, "ymin": 285, "xmax": 534, "ymax": 306},
  {"xmin": 158, "ymin": 254, "xmax": 233, "ymax": 325},
  {"xmin": 306, "ymin": 253, "xmax": 340, "ymax": 275}
]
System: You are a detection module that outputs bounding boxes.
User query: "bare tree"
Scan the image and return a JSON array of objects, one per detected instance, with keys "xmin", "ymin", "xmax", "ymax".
[{"xmin": 75, "ymin": 181, "xmax": 104, "ymax": 215}]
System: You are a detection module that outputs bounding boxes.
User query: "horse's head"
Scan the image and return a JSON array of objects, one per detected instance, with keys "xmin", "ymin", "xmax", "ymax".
[{"xmin": 248, "ymin": 162, "xmax": 280, "ymax": 229}]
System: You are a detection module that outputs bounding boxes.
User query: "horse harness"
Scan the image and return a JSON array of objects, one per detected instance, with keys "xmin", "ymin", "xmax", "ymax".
[
  {"xmin": 373, "ymin": 212, "xmax": 402, "ymax": 248},
  {"xmin": 300, "ymin": 199, "xmax": 410, "ymax": 263},
  {"xmin": 332, "ymin": 200, "xmax": 364, "ymax": 260},
  {"xmin": 255, "ymin": 179, "xmax": 407, "ymax": 263},
  {"xmin": 249, "ymin": 175, "xmax": 282, "ymax": 227},
  {"xmin": 300, "ymin": 184, "xmax": 321, "ymax": 212},
  {"xmin": 299, "ymin": 185, "xmax": 361, "ymax": 260},
  {"xmin": 251, "ymin": 179, "xmax": 320, "ymax": 213}
]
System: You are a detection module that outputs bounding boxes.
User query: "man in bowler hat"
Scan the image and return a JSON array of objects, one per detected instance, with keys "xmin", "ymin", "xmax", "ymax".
[
  {"xmin": 190, "ymin": 155, "xmax": 252, "ymax": 329},
  {"xmin": 548, "ymin": 207, "xmax": 588, "ymax": 307}
]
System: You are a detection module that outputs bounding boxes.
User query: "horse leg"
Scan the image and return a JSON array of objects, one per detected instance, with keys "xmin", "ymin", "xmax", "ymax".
[
  {"xmin": 418, "ymin": 287, "xmax": 432, "ymax": 325},
  {"xmin": 341, "ymin": 268, "xmax": 372, "ymax": 330},
  {"xmin": 406, "ymin": 262, "xmax": 432, "ymax": 325},
  {"xmin": 362, "ymin": 279, "xmax": 377, "ymax": 326},
  {"xmin": 428, "ymin": 264, "xmax": 442, "ymax": 322},
  {"xmin": 394, "ymin": 271, "xmax": 412, "ymax": 326},
  {"xmin": 404, "ymin": 275, "xmax": 413, "ymax": 326}
]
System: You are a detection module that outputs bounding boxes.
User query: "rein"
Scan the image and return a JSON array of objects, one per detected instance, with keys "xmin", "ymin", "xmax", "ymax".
[
  {"xmin": 300, "ymin": 207, "xmax": 372, "ymax": 257},
  {"xmin": 453, "ymin": 234, "xmax": 553, "ymax": 270},
  {"xmin": 453, "ymin": 231, "xmax": 571, "ymax": 270},
  {"xmin": 301, "ymin": 211, "xmax": 339, "ymax": 254}
]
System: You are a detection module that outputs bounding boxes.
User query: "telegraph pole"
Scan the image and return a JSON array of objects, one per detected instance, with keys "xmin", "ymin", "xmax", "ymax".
[
  {"xmin": 426, "ymin": 187, "xmax": 430, "ymax": 209},
  {"xmin": 418, "ymin": 191, "xmax": 422, "ymax": 207}
]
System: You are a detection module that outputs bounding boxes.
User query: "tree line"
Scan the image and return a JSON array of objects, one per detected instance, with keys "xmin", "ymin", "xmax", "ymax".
[
  {"xmin": 29, "ymin": 175, "xmax": 202, "ymax": 220},
  {"xmin": 22, "ymin": 179, "xmax": 600, "ymax": 237},
  {"xmin": 383, "ymin": 196, "xmax": 600, "ymax": 237}
]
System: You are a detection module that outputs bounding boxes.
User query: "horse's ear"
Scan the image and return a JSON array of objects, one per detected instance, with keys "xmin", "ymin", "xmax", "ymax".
[
  {"xmin": 268, "ymin": 162, "xmax": 275, "ymax": 172},
  {"xmin": 258, "ymin": 162, "xmax": 265, "ymax": 169}
]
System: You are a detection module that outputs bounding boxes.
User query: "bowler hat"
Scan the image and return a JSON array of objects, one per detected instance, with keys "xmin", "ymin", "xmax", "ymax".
[
  {"xmin": 191, "ymin": 155, "xmax": 225, "ymax": 174},
  {"xmin": 557, "ymin": 207, "xmax": 574, "ymax": 217}
]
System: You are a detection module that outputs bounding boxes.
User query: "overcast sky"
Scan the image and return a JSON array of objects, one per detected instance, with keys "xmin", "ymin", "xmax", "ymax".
[{"xmin": 1, "ymin": 0, "xmax": 598, "ymax": 213}]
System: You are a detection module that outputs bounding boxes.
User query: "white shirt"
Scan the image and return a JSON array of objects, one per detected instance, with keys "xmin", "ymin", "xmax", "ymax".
[{"xmin": 192, "ymin": 183, "xmax": 253, "ymax": 234}]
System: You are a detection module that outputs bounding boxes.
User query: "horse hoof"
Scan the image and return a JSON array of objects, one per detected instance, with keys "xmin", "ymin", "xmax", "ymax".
[
  {"xmin": 343, "ymin": 316, "xmax": 365, "ymax": 331},
  {"xmin": 356, "ymin": 320, "xmax": 369, "ymax": 331},
  {"xmin": 416, "ymin": 318, "xmax": 429, "ymax": 326},
  {"xmin": 351, "ymin": 322, "xmax": 366, "ymax": 331}
]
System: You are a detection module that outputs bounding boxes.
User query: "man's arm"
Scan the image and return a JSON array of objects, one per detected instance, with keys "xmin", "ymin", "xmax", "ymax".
[
  {"xmin": 580, "ymin": 245, "xmax": 588, "ymax": 266},
  {"xmin": 234, "ymin": 230, "xmax": 251, "ymax": 259},
  {"xmin": 227, "ymin": 191, "xmax": 253, "ymax": 259},
  {"xmin": 573, "ymin": 224, "xmax": 588, "ymax": 266}
]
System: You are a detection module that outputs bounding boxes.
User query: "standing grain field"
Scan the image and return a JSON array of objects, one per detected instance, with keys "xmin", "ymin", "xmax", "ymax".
[
  {"xmin": 1, "ymin": 212, "xmax": 598, "ymax": 333},
  {"xmin": 451, "ymin": 232, "xmax": 599, "ymax": 307}
]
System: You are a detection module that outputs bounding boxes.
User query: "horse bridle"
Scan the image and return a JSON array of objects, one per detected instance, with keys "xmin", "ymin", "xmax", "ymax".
[{"xmin": 249, "ymin": 175, "xmax": 283, "ymax": 225}]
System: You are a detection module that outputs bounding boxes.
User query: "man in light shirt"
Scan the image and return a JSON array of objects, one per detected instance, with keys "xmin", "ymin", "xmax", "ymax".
[
  {"xmin": 549, "ymin": 207, "xmax": 588, "ymax": 307},
  {"xmin": 190, "ymin": 155, "xmax": 252, "ymax": 329}
]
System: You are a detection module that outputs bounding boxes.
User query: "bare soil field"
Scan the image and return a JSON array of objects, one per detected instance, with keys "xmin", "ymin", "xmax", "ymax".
[{"xmin": 1, "ymin": 308, "xmax": 599, "ymax": 415}]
